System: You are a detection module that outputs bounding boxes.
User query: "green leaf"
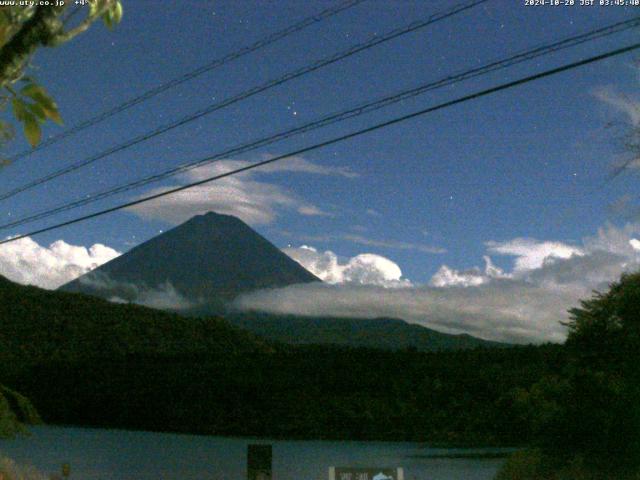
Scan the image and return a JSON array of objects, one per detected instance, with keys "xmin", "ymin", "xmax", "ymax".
[
  {"xmin": 89, "ymin": 0, "xmax": 100, "ymax": 17},
  {"xmin": 102, "ymin": 1, "xmax": 123, "ymax": 29},
  {"xmin": 102, "ymin": 11, "xmax": 113, "ymax": 29},
  {"xmin": 112, "ymin": 2, "xmax": 123, "ymax": 24},
  {"xmin": 42, "ymin": 104, "xmax": 63, "ymax": 125},
  {"xmin": 26, "ymin": 102, "xmax": 46, "ymax": 122},
  {"xmin": 0, "ymin": 120, "xmax": 14, "ymax": 143},
  {"xmin": 21, "ymin": 83, "xmax": 51, "ymax": 104},
  {"xmin": 11, "ymin": 98, "xmax": 28, "ymax": 122},
  {"xmin": 32, "ymin": 92, "xmax": 57, "ymax": 111},
  {"xmin": 20, "ymin": 83, "xmax": 62, "ymax": 124},
  {"xmin": 23, "ymin": 114, "xmax": 41, "ymax": 147}
]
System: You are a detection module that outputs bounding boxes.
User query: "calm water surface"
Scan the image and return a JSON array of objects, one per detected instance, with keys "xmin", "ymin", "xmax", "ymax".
[{"xmin": 0, "ymin": 426, "xmax": 509, "ymax": 480}]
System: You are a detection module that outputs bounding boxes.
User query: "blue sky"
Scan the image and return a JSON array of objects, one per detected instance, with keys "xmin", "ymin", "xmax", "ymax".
[{"xmin": 2, "ymin": 1, "xmax": 640, "ymax": 341}]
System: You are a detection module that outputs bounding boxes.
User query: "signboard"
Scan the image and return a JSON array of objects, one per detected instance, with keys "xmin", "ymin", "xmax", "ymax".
[
  {"xmin": 247, "ymin": 444, "xmax": 272, "ymax": 480},
  {"xmin": 329, "ymin": 467, "xmax": 404, "ymax": 480}
]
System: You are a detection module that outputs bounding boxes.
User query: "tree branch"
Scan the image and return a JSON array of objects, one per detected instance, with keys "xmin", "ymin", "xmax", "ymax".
[
  {"xmin": 50, "ymin": 4, "xmax": 112, "ymax": 45},
  {"xmin": 0, "ymin": 5, "xmax": 65, "ymax": 87}
]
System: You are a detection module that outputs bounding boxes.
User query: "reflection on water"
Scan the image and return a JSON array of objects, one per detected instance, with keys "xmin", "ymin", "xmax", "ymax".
[{"xmin": 0, "ymin": 426, "xmax": 508, "ymax": 480}]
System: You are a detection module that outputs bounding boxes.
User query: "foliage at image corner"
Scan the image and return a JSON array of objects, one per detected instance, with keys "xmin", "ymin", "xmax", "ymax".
[
  {"xmin": 0, "ymin": 0, "xmax": 122, "ymax": 151},
  {"xmin": 0, "ymin": 384, "xmax": 41, "ymax": 439},
  {"xmin": 0, "ymin": 455, "xmax": 48, "ymax": 480},
  {"xmin": 496, "ymin": 449, "xmax": 640, "ymax": 480},
  {"xmin": 494, "ymin": 272, "xmax": 640, "ymax": 479},
  {"xmin": 0, "ymin": 388, "xmax": 45, "ymax": 479}
]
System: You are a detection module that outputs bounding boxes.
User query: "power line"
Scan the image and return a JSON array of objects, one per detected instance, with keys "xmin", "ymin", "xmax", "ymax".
[
  {"xmin": 2, "ymin": 16, "xmax": 639, "ymax": 231},
  {"xmin": 0, "ymin": 0, "xmax": 488, "ymax": 202},
  {"xmin": 2, "ymin": 41, "xmax": 639, "ymax": 246},
  {"xmin": 6, "ymin": 0, "xmax": 366, "ymax": 164}
]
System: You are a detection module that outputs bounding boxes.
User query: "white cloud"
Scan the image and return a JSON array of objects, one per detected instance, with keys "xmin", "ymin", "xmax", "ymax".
[
  {"xmin": 249, "ymin": 155, "xmax": 358, "ymax": 178},
  {"xmin": 281, "ymin": 232, "xmax": 446, "ymax": 255},
  {"xmin": 127, "ymin": 157, "xmax": 354, "ymax": 225},
  {"xmin": 430, "ymin": 265, "xmax": 486, "ymax": 288},
  {"xmin": 342, "ymin": 234, "xmax": 447, "ymax": 254},
  {"xmin": 134, "ymin": 282, "xmax": 195, "ymax": 310},
  {"xmin": 485, "ymin": 238, "xmax": 583, "ymax": 273},
  {"xmin": 237, "ymin": 224, "xmax": 640, "ymax": 343},
  {"xmin": 0, "ymin": 237, "xmax": 120, "ymax": 289},
  {"xmin": 283, "ymin": 245, "xmax": 411, "ymax": 287},
  {"xmin": 592, "ymin": 84, "xmax": 640, "ymax": 174},
  {"xmin": 127, "ymin": 176, "xmax": 297, "ymax": 225},
  {"xmin": 593, "ymin": 86, "xmax": 640, "ymax": 126},
  {"xmin": 430, "ymin": 256, "xmax": 508, "ymax": 287},
  {"xmin": 297, "ymin": 205, "xmax": 331, "ymax": 217},
  {"xmin": 235, "ymin": 281, "xmax": 572, "ymax": 343},
  {"xmin": 77, "ymin": 271, "xmax": 195, "ymax": 311}
]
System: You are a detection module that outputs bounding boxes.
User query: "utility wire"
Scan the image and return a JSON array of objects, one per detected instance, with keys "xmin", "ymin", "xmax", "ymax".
[
  {"xmin": 1, "ymin": 15, "xmax": 639, "ymax": 231},
  {"xmin": 2, "ymin": 41, "xmax": 639, "ymax": 245},
  {"xmin": 0, "ymin": 0, "xmax": 488, "ymax": 202},
  {"xmin": 7, "ymin": 0, "xmax": 365, "ymax": 164}
]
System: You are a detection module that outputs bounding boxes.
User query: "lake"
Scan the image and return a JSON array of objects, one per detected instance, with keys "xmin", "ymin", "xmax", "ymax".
[{"xmin": 0, "ymin": 426, "xmax": 510, "ymax": 479}]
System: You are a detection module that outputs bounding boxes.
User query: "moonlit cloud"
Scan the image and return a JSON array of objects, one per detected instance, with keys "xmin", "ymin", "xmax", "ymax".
[
  {"xmin": 430, "ymin": 256, "xmax": 508, "ymax": 287},
  {"xmin": 73, "ymin": 270, "xmax": 195, "ymax": 311},
  {"xmin": 591, "ymin": 84, "xmax": 640, "ymax": 177},
  {"xmin": 280, "ymin": 231, "xmax": 446, "ymax": 255},
  {"xmin": 593, "ymin": 86, "xmax": 640, "ymax": 126},
  {"xmin": 297, "ymin": 205, "xmax": 331, "ymax": 217},
  {"xmin": 0, "ymin": 237, "xmax": 120, "ymax": 289},
  {"xmin": 485, "ymin": 238, "xmax": 583, "ymax": 272},
  {"xmin": 342, "ymin": 234, "xmax": 447, "ymax": 254},
  {"xmin": 127, "ymin": 157, "xmax": 355, "ymax": 225},
  {"xmin": 126, "ymin": 177, "xmax": 298, "ymax": 226},
  {"xmin": 283, "ymin": 245, "xmax": 411, "ymax": 287},
  {"xmin": 238, "ymin": 224, "xmax": 640, "ymax": 343},
  {"xmin": 235, "ymin": 280, "xmax": 574, "ymax": 343}
]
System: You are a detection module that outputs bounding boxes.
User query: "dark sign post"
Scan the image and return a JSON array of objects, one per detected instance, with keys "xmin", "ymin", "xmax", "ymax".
[
  {"xmin": 329, "ymin": 467, "xmax": 404, "ymax": 480},
  {"xmin": 247, "ymin": 444, "xmax": 272, "ymax": 480}
]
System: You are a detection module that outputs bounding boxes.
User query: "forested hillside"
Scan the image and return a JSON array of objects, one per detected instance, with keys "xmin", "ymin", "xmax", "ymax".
[{"xmin": 0, "ymin": 274, "xmax": 270, "ymax": 371}]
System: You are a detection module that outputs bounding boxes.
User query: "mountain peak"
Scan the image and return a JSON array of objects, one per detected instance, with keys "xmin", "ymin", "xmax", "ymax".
[
  {"xmin": 192, "ymin": 211, "xmax": 237, "ymax": 222},
  {"xmin": 60, "ymin": 212, "xmax": 320, "ymax": 310}
]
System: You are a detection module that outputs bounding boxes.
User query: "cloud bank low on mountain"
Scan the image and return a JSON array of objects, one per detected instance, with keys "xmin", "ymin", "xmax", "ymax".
[
  {"xmin": 236, "ymin": 223, "xmax": 640, "ymax": 343},
  {"xmin": 76, "ymin": 271, "xmax": 196, "ymax": 311},
  {"xmin": 235, "ymin": 281, "xmax": 572, "ymax": 343}
]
